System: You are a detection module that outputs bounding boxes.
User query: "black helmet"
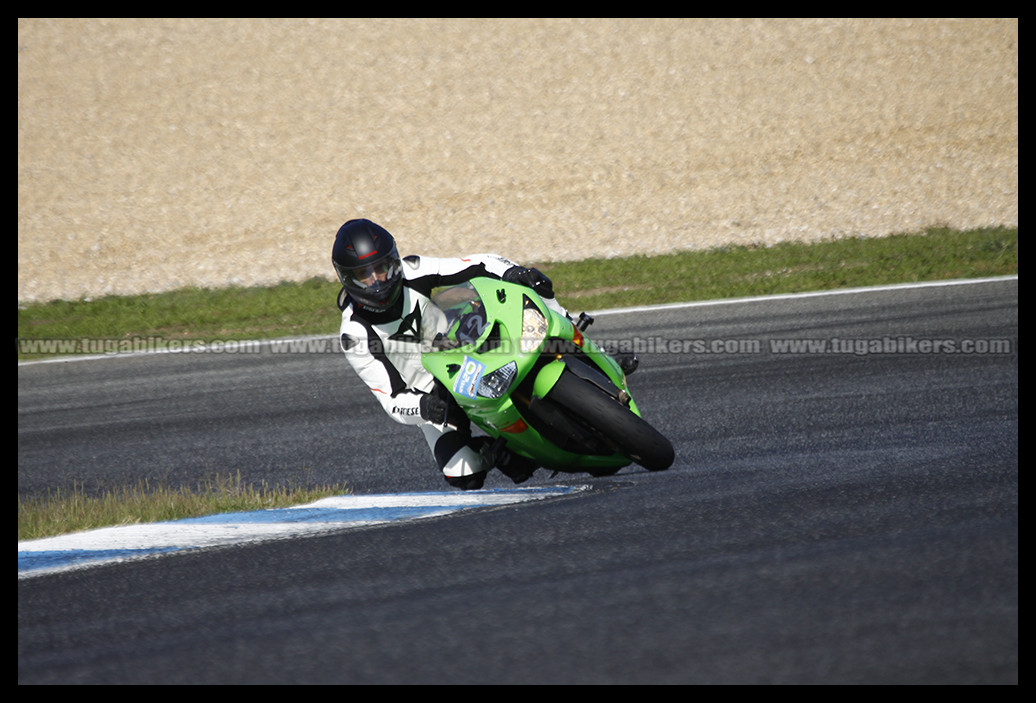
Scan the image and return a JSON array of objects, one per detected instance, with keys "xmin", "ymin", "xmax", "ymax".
[{"xmin": 332, "ymin": 219, "xmax": 404, "ymax": 311}]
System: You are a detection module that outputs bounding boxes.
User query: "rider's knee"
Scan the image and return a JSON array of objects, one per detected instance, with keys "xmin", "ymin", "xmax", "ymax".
[
  {"xmin": 435, "ymin": 430, "xmax": 488, "ymax": 490},
  {"xmin": 443, "ymin": 471, "xmax": 486, "ymax": 490}
]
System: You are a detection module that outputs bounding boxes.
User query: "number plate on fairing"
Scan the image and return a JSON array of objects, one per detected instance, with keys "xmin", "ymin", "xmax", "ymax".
[{"xmin": 453, "ymin": 356, "xmax": 486, "ymax": 400}]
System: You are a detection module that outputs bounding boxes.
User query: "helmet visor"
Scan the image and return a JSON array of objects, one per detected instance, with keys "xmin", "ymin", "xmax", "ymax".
[
  {"xmin": 338, "ymin": 256, "xmax": 402, "ymax": 291},
  {"xmin": 335, "ymin": 251, "xmax": 404, "ymax": 309}
]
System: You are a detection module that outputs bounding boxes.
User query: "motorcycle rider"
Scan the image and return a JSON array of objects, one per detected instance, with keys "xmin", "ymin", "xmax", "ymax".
[{"xmin": 333, "ymin": 218, "xmax": 636, "ymax": 490}]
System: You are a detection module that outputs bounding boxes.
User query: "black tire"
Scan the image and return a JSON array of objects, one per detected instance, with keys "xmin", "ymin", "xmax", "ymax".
[{"xmin": 547, "ymin": 370, "xmax": 674, "ymax": 471}]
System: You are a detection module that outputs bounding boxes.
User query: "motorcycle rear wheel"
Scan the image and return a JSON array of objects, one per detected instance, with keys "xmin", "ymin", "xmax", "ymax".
[{"xmin": 547, "ymin": 370, "xmax": 674, "ymax": 471}]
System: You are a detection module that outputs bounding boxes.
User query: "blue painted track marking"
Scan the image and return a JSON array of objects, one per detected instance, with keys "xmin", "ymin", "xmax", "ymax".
[{"xmin": 18, "ymin": 486, "xmax": 585, "ymax": 579}]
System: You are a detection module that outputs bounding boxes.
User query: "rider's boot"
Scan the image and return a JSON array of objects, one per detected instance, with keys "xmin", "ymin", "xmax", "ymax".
[
  {"xmin": 477, "ymin": 436, "xmax": 538, "ymax": 484},
  {"xmin": 496, "ymin": 450, "xmax": 539, "ymax": 484}
]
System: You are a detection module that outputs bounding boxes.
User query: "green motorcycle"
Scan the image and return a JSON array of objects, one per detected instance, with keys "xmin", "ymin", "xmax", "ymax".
[{"xmin": 421, "ymin": 277, "xmax": 674, "ymax": 476}]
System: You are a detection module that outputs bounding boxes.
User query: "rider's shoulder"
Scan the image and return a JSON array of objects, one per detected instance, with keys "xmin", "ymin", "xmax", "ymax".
[
  {"xmin": 338, "ymin": 303, "xmax": 370, "ymax": 351},
  {"xmin": 337, "ymin": 289, "xmax": 366, "ymax": 322},
  {"xmin": 338, "ymin": 297, "xmax": 359, "ymax": 326}
]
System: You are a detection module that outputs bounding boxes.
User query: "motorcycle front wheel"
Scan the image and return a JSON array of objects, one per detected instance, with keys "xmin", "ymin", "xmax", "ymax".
[{"xmin": 546, "ymin": 369, "xmax": 675, "ymax": 471}]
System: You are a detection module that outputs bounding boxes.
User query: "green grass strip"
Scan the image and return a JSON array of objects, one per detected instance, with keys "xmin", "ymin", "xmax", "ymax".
[
  {"xmin": 18, "ymin": 472, "xmax": 351, "ymax": 542},
  {"xmin": 18, "ymin": 226, "xmax": 1017, "ymax": 361},
  {"xmin": 542, "ymin": 225, "xmax": 1017, "ymax": 311}
]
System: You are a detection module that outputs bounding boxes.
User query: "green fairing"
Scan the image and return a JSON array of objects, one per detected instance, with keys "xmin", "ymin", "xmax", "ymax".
[{"xmin": 421, "ymin": 278, "xmax": 649, "ymax": 472}]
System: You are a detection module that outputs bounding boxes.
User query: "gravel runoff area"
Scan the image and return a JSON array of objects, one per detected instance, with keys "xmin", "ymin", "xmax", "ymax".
[{"xmin": 18, "ymin": 18, "xmax": 1017, "ymax": 304}]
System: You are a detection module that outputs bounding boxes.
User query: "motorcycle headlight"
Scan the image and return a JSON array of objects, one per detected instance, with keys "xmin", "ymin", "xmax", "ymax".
[
  {"xmin": 520, "ymin": 306, "xmax": 548, "ymax": 353},
  {"xmin": 477, "ymin": 361, "xmax": 518, "ymax": 399}
]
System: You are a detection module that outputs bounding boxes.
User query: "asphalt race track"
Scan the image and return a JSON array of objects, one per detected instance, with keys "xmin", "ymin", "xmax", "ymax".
[{"xmin": 18, "ymin": 278, "xmax": 1018, "ymax": 684}]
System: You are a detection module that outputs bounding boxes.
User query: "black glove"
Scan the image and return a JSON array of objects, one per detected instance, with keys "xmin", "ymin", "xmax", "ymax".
[
  {"xmin": 502, "ymin": 265, "xmax": 554, "ymax": 298},
  {"xmin": 419, "ymin": 393, "xmax": 467, "ymax": 427}
]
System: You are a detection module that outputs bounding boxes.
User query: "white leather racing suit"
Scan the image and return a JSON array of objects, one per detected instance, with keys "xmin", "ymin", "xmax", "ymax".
[{"xmin": 338, "ymin": 253, "xmax": 568, "ymax": 484}]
